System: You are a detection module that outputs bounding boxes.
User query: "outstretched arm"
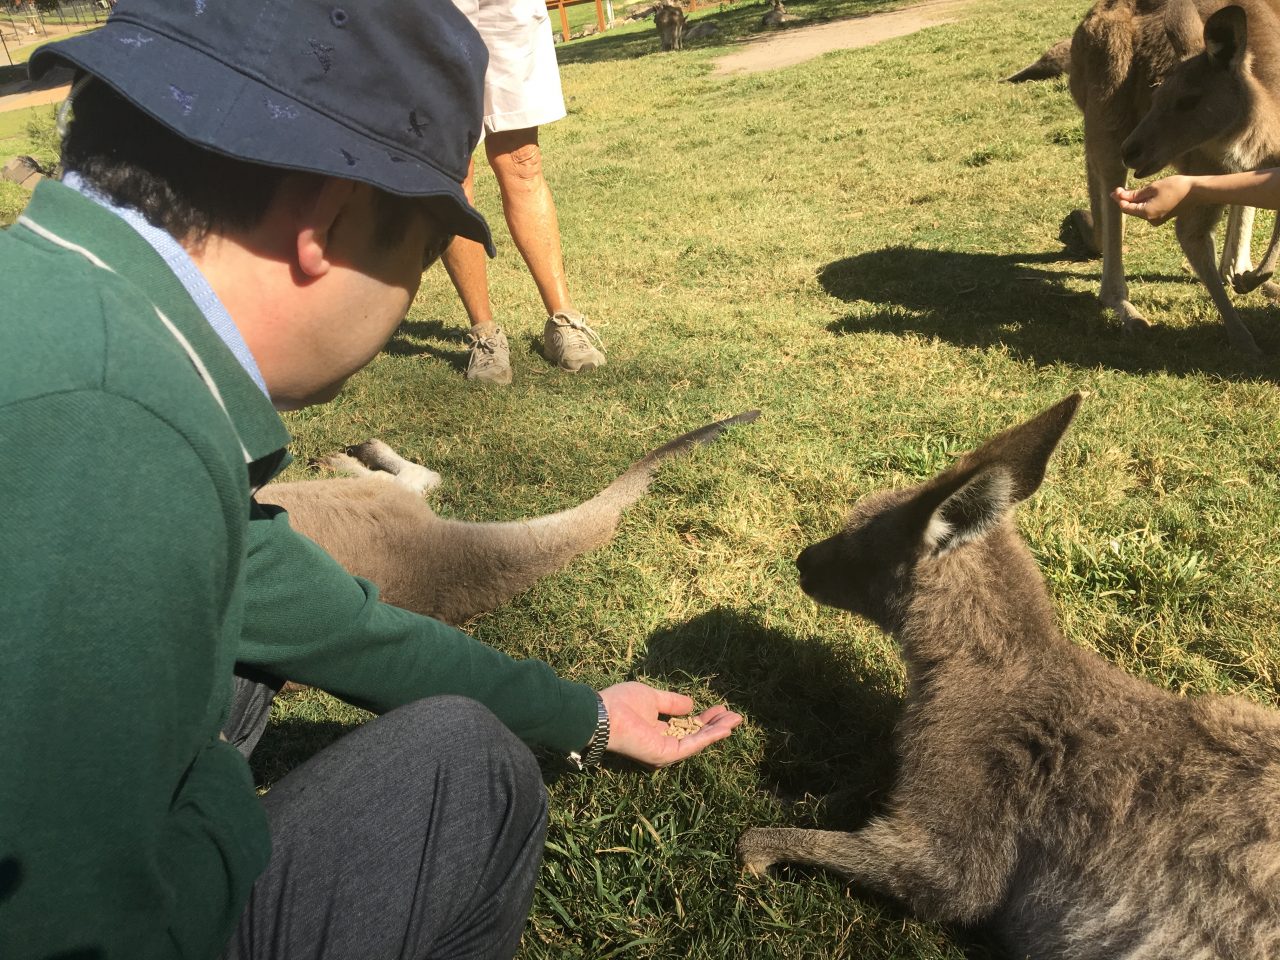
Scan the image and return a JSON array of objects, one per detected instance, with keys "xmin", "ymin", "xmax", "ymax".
[{"xmin": 1113, "ymin": 170, "xmax": 1280, "ymax": 226}]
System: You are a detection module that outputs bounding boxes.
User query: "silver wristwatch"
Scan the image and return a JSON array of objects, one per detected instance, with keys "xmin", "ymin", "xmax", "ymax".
[{"xmin": 568, "ymin": 693, "xmax": 610, "ymax": 771}]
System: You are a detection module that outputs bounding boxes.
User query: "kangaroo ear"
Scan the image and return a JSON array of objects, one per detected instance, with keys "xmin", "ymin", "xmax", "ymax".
[
  {"xmin": 1205, "ymin": 5, "xmax": 1247, "ymax": 69},
  {"xmin": 914, "ymin": 393, "xmax": 1083, "ymax": 555},
  {"xmin": 922, "ymin": 466, "xmax": 1016, "ymax": 554}
]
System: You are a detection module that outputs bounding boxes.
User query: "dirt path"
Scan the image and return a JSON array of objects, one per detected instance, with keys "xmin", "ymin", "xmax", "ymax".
[
  {"xmin": 712, "ymin": 0, "xmax": 973, "ymax": 75},
  {"xmin": 0, "ymin": 83, "xmax": 68, "ymax": 112}
]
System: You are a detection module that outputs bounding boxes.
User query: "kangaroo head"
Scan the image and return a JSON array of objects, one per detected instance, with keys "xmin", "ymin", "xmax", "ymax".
[
  {"xmin": 796, "ymin": 394, "xmax": 1082, "ymax": 633},
  {"xmin": 1121, "ymin": 5, "xmax": 1253, "ymax": 178}
]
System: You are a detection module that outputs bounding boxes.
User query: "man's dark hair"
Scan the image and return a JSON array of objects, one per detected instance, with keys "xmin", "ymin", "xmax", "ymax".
[{"xmin": 61, "ymin": 77, "xmax": 417, "ymax": 247}]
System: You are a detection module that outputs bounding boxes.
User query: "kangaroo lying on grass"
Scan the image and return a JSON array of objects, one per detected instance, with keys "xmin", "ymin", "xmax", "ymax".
[
  {"xmin": 1071, "ymin": 0, "xmax": 1280, "ymax": 354},
  {"xmin": 738, "ymin": 394, "xmax": 1280, "ymax": 958},
  {"xmin": 258, "ymin": 411, "xmax": 759, "ymax": 625}
]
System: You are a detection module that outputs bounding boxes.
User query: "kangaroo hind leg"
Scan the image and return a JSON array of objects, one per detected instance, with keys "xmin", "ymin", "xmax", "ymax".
[
  {"xmin": 1233, "ymin": 212, "xmax": 1280, "ymax": 297},
  {"xmin": 1176, "ymin": 204, "xmax": 1262, "ymax": 354}
]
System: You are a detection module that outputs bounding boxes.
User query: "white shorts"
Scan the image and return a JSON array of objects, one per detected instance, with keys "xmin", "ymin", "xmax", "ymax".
[{"xmin": 451, "ymin": 0, "xmax": 568, "ymax": 136}]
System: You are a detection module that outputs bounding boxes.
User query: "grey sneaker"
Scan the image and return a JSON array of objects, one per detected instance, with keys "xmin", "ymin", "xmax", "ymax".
[
  {"xmin": 543, "ymin": 310, "xmax": 607, "ymax": 372},
  {"xmin": 465, "ymin": 325, "xmax": 512, "ymax": 385}
]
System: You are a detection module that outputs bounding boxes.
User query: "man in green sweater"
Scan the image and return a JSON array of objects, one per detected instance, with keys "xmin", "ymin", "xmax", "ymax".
[{"xmin": 0, "ymin": 2, "xmax": 741, "ymax": 958}]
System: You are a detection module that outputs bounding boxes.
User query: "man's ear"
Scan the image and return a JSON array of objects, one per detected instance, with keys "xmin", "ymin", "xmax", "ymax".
[{"xmin": 296, "ymin": 177, "xmax": 358, "ymax": 279}]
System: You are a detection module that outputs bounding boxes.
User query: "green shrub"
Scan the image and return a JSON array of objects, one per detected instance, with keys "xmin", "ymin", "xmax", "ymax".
[
  {"xmin": 0, "ymin": 180, "xmax": 29, "ymax": 228},
  {"xmin": 24, "ymin": 105, "xmax": 60, "ymax": 173}
]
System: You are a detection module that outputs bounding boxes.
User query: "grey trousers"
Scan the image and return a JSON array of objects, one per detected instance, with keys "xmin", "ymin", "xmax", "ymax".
[{"xmin": 221, "ymin": 675, "xmax": 547, "ymax": 960}]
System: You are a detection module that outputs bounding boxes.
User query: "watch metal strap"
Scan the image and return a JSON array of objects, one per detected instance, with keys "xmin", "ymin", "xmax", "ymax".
[{"xmin": 569, "ymin": 693, "xmax": 610, "ymax": 770}]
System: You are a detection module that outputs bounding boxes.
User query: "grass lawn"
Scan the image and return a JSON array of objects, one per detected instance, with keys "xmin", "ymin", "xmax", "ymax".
[
  {"xmin": 8, "ymin": 0, "xmax": 1280, "ymax": 954},
  {"xmin": 0, "ymin": 102, "xmax": 54, "ymax": 149},
  {"xmin": 0, "ymin": 102, "xmax": 56, "ymax": 223}
]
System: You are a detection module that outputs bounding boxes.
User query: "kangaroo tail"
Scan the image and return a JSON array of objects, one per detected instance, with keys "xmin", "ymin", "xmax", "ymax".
[
  {"xmin": 424, "ymin": 410, "xmax": 760, "ymax": 623},
  {"xmin": 606, "ymin": 408, "xmax": 762, "ymax": 500},
  {"xmin": 1004, "ymin": 38, "xmax": 1071, "ymax": 83}
]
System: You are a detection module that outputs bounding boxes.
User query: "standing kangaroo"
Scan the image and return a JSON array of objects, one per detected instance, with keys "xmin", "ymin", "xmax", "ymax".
[
  {"xmin": 258, "ymin": 411, "xmax": 758, "ymax": 625},
  {"xmin": 1071, "ymin": 0, "xmax": 1280, "ymax": 354},
  {"xmin": 739, "ymin": 395, "xmax": 1280, "ymax": 958},
  {"xmin": 1124, "ymin": 5, "xmax": 1280, "ymax": 297},
  {"xmin": 655, "ymin": 1, "xmax": 686, "ymax": 50}
]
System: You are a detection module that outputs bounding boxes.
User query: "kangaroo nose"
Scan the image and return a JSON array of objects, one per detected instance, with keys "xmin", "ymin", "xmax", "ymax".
[
  {"xmin": 1120, "ymin": 136, "xmax": 1142, "ymax": 171},
  {"xmin": 795, "ymin": 545, "xmax": 813, "ymax": 575}
]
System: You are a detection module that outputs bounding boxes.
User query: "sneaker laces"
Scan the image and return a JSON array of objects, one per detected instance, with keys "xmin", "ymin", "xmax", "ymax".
[
  {"xmin": 551, "ymin": 313, "xmax": 604, "ymax": 350},
  {"xmin": 467, "ymin": 328, "xmax": 507, "ymax": 369},
  {"xmin": 471, "ymin": 330, "xmax": 504, "ymax": 358}
]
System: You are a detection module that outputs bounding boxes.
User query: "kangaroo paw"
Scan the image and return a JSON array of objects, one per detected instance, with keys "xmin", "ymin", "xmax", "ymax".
[
  {"xmin": 737, "ymin": 829, "xmax": 780, "ymax": 878},
  {"xmin": 1065, "ymin": 209, "xmax": 1101, "ymax": 259},
  {"xmin": 1227, "ymin": 326, "xmax": 1262, "ymax": 356},
  {"xmin": 389, "ymin": 462, "xmax": 442, "ymax": 495},
  {"xmin": 347, "ymin": 440, "xmax": 442, "ymax": 494},
  {"xmin": 1232, "ymin": 268, "xmax": 1275, "ymax": 295}
]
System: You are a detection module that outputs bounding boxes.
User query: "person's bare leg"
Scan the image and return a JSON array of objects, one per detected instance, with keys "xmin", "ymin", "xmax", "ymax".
[
  {"xmin": 486, "ymin": 126, "xmax": 605, "ymax": 372},
  {"xmin": 485, "ymin": 126, "xmax": 572, "ymax": 315},
  {"xmin": 440, "ymin": 156, "xmax": 495, "ymax": 331},
  {"xmin": 441, "ymin": 155, "xmax": 512, "ymax": 383}
]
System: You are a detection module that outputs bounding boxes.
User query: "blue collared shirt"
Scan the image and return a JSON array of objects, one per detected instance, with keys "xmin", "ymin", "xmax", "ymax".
[{"xmin": 61, "ymin": 171, "xmax": 270, "ymax": 397}]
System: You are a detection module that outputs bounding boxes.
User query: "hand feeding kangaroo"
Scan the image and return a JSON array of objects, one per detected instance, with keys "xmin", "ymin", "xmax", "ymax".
[
  {"xmin": 739, "ymin": 394, "xmax": 1280, "ymax": 959},
  {"xmin": 257, "ymin": 411, "xmax": 759, "ymax": 625},
  {"xmin": 1008, "ymin": 31, "xmax": 1280, "ymax": 290},
  {"xmin": 1122, "ymin": 4, "xmax": 1280, "ymax": 300},
  {"xmin": 1071, "ymin": 0, "xmax": 1280, "ymax": 353}
]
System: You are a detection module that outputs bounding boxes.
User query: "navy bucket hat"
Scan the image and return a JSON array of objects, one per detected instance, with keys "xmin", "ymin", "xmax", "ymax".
[{"xmin": 30, "ymin": 0, "xmax": 495, "ymax": 254}]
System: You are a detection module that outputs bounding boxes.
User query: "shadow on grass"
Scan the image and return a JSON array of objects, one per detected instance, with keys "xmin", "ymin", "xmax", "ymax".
[
  {"xmin": 555, "ymin": 3, "xmax": 774, "ymax": 67},
  {"xmin": 386, "ymin": 316, "xmax": 468, "ymax": 371},
  {"xmin": 820, "ymin": 246, "xmax": 1280, "ymax": 384},
  {"xmin": 249, "ymin": 717, "xmax": 353, "ymax": 789},
  {"xmin": 643, "ymin": 605, "xmax": 901, "ymax": 831}
]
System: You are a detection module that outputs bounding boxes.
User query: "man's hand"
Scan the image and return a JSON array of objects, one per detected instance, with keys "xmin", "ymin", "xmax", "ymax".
[
  {"xmin": 1112, "ymin": 176, "xmax": 1193, "ymax": 226},
  {"xmin": 598, "ymin": 681, "xmax": 742, "ymax": 768}
]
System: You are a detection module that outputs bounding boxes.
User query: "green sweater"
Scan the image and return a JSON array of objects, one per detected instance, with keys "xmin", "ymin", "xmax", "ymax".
[{"xmin": 0, "ymin": 182, "xmax": 598, "ymax": 959}]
